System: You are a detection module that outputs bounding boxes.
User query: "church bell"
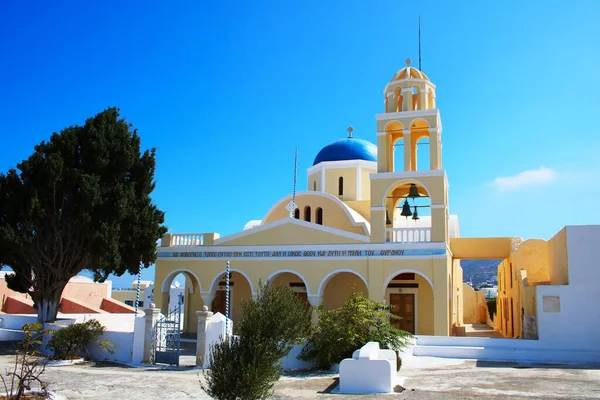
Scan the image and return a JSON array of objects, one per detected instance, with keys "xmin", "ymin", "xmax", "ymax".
[
  {"xmin": 412, "ymin": 206, "xmax": 419, "ymax": 221},
  {"xmin": 400, "ymin": 200, "xmax": 412, "ymax": 218},
  {"xmin": 408, "ymin": 183, "xmax": 421, "ymax": 199}
]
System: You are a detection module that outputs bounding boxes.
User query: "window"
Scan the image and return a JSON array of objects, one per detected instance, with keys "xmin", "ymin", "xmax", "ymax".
[
  {"xmin": 124, "ymin": 300, "xmax": 134, "ymax": 306},
  {"xmin": 313, "ymin": 181, "xmax": 316, "ymax": 191},
  {"xmin": 294, "ymin": 208, "xmax": 300, "ymax": 219},
  {"xmin": 304, "ymin": 206, "xmax": 311, "ymax": 222},
  {"xmin": 138, "ymin": 301, "xmax": 144, "ymax": 308},
  {"xmin": 316, "ymin": 207, "xmax": 323, "ymax": 225},
  {"xmin": 338, "ymin": 177, "xmax": 344, "ymax": 196}
]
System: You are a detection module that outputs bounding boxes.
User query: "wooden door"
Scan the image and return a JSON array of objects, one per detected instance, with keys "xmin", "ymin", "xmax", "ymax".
[
  {"xmin": 212, "ymin": 290, "xmax": 229, "ymax": 315},
  {"xmin": 389, "ymin": 293, "xmax": 415, "ymax": 334}
]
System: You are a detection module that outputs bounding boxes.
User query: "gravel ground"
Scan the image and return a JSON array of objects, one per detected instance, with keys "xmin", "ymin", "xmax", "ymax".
[{"xmin": 0, "ymin": 345, "xmax": 598, "ymax": 399}]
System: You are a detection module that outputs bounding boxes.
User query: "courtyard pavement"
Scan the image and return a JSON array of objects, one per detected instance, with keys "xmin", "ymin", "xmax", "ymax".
[{"xmin": 0, "ymin": 343, "xmax": 598, "ymax": 399}]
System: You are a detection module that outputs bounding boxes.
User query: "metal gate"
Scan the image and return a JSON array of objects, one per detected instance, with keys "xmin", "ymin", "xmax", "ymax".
[{"xmin": 151, "ymin": 294, "xmax": 183, "ymax": 366}]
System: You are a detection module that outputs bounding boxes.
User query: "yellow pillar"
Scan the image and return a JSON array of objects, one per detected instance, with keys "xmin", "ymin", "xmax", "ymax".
[
  {"xmin": 430, "ymin": 207, "xmax": 448, "ymax": 242},
  {"xmin": 377, "ymin": 134, "xmax": 388, "ymax": 173},
  {"xmin": 403, "ymin": 130, "xmax": 412, "ymax": 172},
  {"xmin": 429, "ymin": 128, "xmax": 440, "ymax": 170},
  {"xmin": 370, "ymin": 209, "xmax": 386, "ymax": 243},
  {"xmin": 402, "ymin": 88, "xmax": 412, "ymax": 111},
  {"xmin": 367, "ymin": 259, "xmax": 385, "ymax": 303},
  {"xmin": 307, "ymin": 296, "xmax": 323, "ymax": 325},
  {"xmin": 433, "ymin": 261, "xmax": 450, "ymax": 336}
]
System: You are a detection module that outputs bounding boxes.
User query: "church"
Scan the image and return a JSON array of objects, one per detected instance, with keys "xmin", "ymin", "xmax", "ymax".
[
  {"xmin": 154, "ymin": 59, "xmax": 593, "ymax": 343},
  {"xmin": 155, "ymin": 58, "xmax": 464, "ymax": 336}
]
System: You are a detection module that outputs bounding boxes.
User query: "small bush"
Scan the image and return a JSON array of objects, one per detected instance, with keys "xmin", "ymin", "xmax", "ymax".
[
  {"xmin": 46, "ymin": 319, "xmax": 114, "ymax": 360},
  {"xmin": 299, "ymin": 293, "xmax": 413, "ymax": 369},
  {"xmin": 0, "ymin": 323, "xmax": 52, "ymax": 399},
  {"xmin": 200, "ymin": 337, "xmax": 280, "ymax": 400},
  {"xmin": 201, "ymin": 281, "xmax": 312, "ymax": 400}
]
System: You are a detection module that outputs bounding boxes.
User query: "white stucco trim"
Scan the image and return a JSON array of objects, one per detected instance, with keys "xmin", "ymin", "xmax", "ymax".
[
  {"xmin": 370, "ymin": 169, "xmax": 445, "ymax": 180},
  {"xmin": 375, "ymin": 108, "xmax": 439, "ymax": 121},
  {"xmin": 161, "ymin": 268, "xmax": 203, "ymax": 293},
  {"xmin": 260, "ymin": 191, "xmax": 371, "ymax": 236},
  {"xmin": 386, "ymin": 287, "xmax": 419, "ymax": 334},
  {"xmin": 370, "ymin": 206, "xmax": 385, "ymax": 211},
  {"xmin": 316, "ymin": 269, "xmax": 369, "ymax": 297},
  {"xmin": 430, "ymin": 204, "xmax": 447, "ymax": 209},
  {"xmin": 266, "ymin": 269, "xmax": 312, "ymax": 295},
  {"xmin": 215, "ymin": 216, "xmax": 370, "ymax": 245},
  {"xmin": 208, "ymin": 268, "xmax": 257, "ymax": 295},
  {"xmin": 306, "ymin": 159, "xmax": 377, "ymax": 176},
  {"xmin": 320, "ymin": 168, "xmax": 325, "ymax": 192},
  {"xmin": 383, "ymin": 269, "xmax": 434, "ymax": 291}
]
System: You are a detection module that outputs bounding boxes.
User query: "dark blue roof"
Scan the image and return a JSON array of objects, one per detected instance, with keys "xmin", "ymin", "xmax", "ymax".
[{"xmin": 313, "ymin": 137, "xmax": 378, "ymax": 166}]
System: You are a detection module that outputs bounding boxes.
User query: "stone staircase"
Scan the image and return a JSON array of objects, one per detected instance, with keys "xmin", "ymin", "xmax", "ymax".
[{"xmin": 411, "ymin": 335, "xmax": 600, "ymax": 364}]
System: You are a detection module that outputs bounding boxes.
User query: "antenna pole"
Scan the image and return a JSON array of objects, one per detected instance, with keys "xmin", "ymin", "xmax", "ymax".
[
  {"xmin": 418, "ymin": 15, "xmax": 422, "ymax": 71},
  {"xmin": 285, "ymin": 147, "xmax": 299, "ymax": 218}
]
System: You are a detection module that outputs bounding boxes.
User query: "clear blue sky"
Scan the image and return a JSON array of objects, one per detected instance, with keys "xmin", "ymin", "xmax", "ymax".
[{"xmin": 1, "ymin": 1, "xmax": 599, "ymax": 288}]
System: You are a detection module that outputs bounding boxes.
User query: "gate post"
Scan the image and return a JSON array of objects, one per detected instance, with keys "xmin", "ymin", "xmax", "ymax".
[
  {"xmin": 196, "ymin": 306, "xmax": 214, "ymax": 366},
  {"xmin": 143, "ymin": 303, "xmax": 161, "ymax": 363}
]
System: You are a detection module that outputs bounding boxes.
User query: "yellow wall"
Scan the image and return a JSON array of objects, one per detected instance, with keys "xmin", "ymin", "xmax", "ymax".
[
  {"xmin": 462, "ymin": 283, "xmax": 487, "ymax": 324},
  {"xmin": 262, "ymin": 193, "xmax": 367, "ymax": 236},
  {"xmin": 450, "ymin": 238, "xmax": 513, "ymax": 259},
  {"xmin": 512, "ymin": 239, "xmax": 549, "ymax": 284},
  {"xmin": 222, "ymin": 221, "xmax": 366, "ymax": 246},
  {"xmin": 111, "ymin": 290, "xmax": 135, "ymax": 304},
  {"xmin": 547, "ymin": 228, "xmax": 569, "ymax": 285},
  {"xmin": 325, "ymin": 168, "xmax": 356, "ymax": 200}
]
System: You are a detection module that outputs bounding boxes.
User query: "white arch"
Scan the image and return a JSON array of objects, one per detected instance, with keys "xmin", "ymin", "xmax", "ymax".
[
  {"xmin": 381, "ymin": 178, "xmax": 433, "ymax": 207},
  {"xmin": 265, "ymin": 269, "xmax": 312, "ymax": 296},
  {"xmin": 383, "ymin": 269, "xmax": 434, "ymax": 290},
  {"xmin": 160, "ymin": 268, "xmax": 202, "ymax": 293},
  {"xmin": 208, "ymin": 268, "xmax": 257, "ymax": 295},
  {"xmin": 316, "ymin": 269, "xmax": 369, "ymax": 298}
]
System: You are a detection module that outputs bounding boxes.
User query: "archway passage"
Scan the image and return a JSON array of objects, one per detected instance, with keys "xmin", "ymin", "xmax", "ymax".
[
  {"xmin": 160, "ymin": 270, "xmax": 202, "ymax": 334},
  {"xmin": 320, "ymin": 271, "xmax": 368, "ymax": 310},
  {"xmin": 385, "ymin": 271, "xmax": 434, "ymax": 335},
  {"xmin": 209, "ymin": 271, "xmax": 253, "ymax": 323},
  {"xmin": 268, "ymin": 271, "xmax": 310, "ymax": 305}
]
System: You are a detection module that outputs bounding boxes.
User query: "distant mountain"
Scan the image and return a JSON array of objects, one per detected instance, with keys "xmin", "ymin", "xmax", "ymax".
[{"xmin": 460, "ymin": 259, "xmax": 502, "ymax": 287}]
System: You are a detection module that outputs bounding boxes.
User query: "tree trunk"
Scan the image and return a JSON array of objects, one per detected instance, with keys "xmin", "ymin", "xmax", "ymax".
[{"xmin": 36, "ymin": 285, "xmax": 66, "ymax": 323}]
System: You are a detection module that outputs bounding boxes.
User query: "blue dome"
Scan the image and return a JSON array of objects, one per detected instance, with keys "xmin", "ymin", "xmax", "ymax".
[{"xmin": 313, "ymin": 137, "xmax": 377, "ymax": 166}]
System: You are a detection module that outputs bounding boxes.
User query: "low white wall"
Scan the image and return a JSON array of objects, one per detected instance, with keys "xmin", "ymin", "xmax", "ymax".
[
  {"xmin": 55, "ymin": 313, "xmax": 140, "ymax": 332},
  {"xmin": 0, "ymin": 314, "xmax": 38, "ymax": 331},
  {"xmin": 280, "ymin": 343, "xmax": 315, "ymax": 371},
  {"xmin": 536, "ymin": 284, "xmax": 600, "ymax": 351},
  {"xmin": 88, "ymin": 330, "xmax": 134, "ymax": 363}
]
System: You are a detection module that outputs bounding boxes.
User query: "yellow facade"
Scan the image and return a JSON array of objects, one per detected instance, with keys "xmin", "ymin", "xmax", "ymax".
[{"xmin": 155, "ymin": 59, "xmax": 531, "ymax": 338}]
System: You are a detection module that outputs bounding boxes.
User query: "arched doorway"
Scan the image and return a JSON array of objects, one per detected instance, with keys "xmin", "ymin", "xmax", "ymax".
[
  {"xmin": 318, "ymin": 270, "xmax": 368, "ymax": 310},
  {"xmin": 160, "ymin": 269, "xmax": 203, "ymax": 334},
  {"xmin": 208, "ymin": 270, "xmax": 254, "ymax": 323},
  {"xmin": 267, "ymin": 270, "xmax": 310, "ymax": 304},
  {"xmin": 384, "ymin": 270, "xmax": 434, "ymax": 335}
]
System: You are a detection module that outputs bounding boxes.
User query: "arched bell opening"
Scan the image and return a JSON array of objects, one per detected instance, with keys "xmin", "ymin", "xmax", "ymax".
[
  {"xmin": 384, "ymin": 121, "xmax": 404, "ymax": 173},
  {"xmin": 409, "ymin": 118, "xmax": 430, "ymax": 172},
  {"xmin": 384, "ymin": 181, "xmax": 432, "ymax": 243}
]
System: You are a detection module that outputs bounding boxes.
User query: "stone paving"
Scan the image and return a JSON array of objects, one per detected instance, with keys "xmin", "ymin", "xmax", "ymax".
[{"xmin": 0, "ymin": 342, "xmax": 599, "ymax": 399}]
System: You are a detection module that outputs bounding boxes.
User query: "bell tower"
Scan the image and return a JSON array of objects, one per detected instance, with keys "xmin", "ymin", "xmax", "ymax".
[{"xmin": 369, "ymin": 58, "xmax": 449, "ymax": 244}]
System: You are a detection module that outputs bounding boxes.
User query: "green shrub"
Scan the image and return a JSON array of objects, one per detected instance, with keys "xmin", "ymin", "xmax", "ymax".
[
  {"xmin": 201, "ymin": 281, "xmax": 312, "ymax": 400},
  {"xmin": 299, "ymin": 293, "xmax": 413, "ymax": 369},
  {"xmin": 486, "ymin": 297, "xmax": 497, "ymax": 321},
  {"xmin": 46, "ymin": 319, "xmax": 114, "ymax": 360}
]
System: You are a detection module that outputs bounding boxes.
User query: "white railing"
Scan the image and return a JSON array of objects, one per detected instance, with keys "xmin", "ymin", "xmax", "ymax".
[
  {"xmin": 385, "ymin": 228, "xmax": 431, "ymax": 243},
  {"xmin": 170, "ymin": 233, "xmax": 204, "ymax": 246}
]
